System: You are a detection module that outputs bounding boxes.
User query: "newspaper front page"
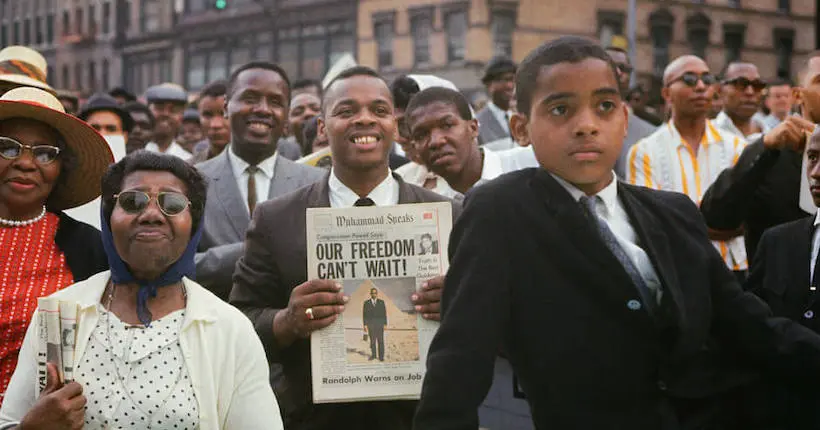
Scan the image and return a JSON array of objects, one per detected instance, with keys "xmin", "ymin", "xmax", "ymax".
[{"xmin": 307, "ymin": 202, "xmax": 452, "ymax": 403}]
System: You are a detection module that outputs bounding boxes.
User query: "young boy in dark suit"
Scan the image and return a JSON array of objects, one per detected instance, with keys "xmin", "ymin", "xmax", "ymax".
[{"xmin": 414, "ymin": 36, "xmax": 820, "ymax": 430}]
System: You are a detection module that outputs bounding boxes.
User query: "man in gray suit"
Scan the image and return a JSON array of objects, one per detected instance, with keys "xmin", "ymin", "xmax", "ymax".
[
  {"xmin": 476, "ymin": 57, "xmax": 517, "ymax": 150},
  {"xmin": 195, "ymin": 61, "xmax": 324, "ymax": 299},
  {"xmin": 606, "ymin": 47, "xmax": 656, "ymax": 179}
]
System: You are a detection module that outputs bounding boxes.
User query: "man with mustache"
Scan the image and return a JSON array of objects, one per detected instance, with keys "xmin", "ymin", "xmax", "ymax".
[
  {"xmin": 714, "ymin": 62, "xmax": 769, "ymax": 141},
  {"xmin": 230, "ymin": 66, "xmax": 459, "ymax": 430},
  {"xmin": 627, "ymin": 55, "xmax": 749, "ymax": 281},
  {"xmin": 700, "ymin": 53, "xmax": 820, "ymax": 264},
  {"xmin": 194, "ymin": 62, "xmax": 324, "ymax": 299},
  {"xmin": 143, "ymin": 83, "xmax": 192, "ymax": 159}
]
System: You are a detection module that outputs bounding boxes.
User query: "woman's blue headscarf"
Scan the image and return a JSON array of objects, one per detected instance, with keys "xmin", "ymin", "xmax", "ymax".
[{"xmin": 100, "ymin": 206, "xmax": 203, "ymax": 326}]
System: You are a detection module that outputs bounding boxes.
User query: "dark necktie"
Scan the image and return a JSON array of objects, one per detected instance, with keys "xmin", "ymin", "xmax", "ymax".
[
  {"xmin": 246, "ymin": 165, "xmax": 259, "ymax": 214},
  {"xmin": 580, "ymin": 195, "xmax": 657, "ymax": 314},
  {"xmin": 354, "ymin": 197, "xmax": 376, "ymax": 207}
]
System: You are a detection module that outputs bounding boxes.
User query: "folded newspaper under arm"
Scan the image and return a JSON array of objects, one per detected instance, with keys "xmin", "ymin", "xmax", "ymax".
[
  {"xmin": 36, "ymin": 298, "xmax": 80, "ymax": 393},
  {"xmin": 307, "ymin": 201, "xmax": 453, "ymax": 403}
]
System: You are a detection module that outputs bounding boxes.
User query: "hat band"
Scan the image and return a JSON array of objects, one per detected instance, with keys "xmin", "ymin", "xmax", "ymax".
[{"xmin": 0, "ymin": 60, "xmax": 47, "ymax": 84}]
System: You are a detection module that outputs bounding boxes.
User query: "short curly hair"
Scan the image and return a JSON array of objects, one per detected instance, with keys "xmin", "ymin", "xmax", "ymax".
[{"xmin": 101, "ymin": 151, "xmax": 208, "ymax": 232}]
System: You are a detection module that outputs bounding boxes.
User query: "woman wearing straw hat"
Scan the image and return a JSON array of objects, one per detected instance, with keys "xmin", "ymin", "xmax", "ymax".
[
  {"xmin": 0, "ymin": 151, "xmax": 284, "ymax": 430},
  {"xmin": 0, "ymin": 87, "xmax": 112, "ymax": 404}
]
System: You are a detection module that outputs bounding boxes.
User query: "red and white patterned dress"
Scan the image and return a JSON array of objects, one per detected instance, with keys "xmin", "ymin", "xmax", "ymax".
[{"xmin": 0, "ymin": 212, "xmax": 74, "ymax": 405}]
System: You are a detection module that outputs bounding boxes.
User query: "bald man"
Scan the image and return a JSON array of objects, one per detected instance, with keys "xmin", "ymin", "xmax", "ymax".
[
  {"xmin": 627, "ymin": 55, "xmax": 750, "ymax": 280},
  {"xmin": 714, "ymin": 62, "xmax": 770, "ymax": 141},
  {"xmin": 700, "ymin": 53, "xmax": 819, "ymax": 264}
]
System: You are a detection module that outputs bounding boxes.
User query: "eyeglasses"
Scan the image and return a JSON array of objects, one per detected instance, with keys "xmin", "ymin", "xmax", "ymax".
[
  {"xmin": 0, "ymin": 136, "xmax": 61, "ymax": 165},
  {"xmin": 667, "ymin": 72, "xmax": 717, "ymax": 87},
  {"xmin": 723, "ymin": 77, "xmax": 767, "ymax": 92},
  {"xmin": 113, "ymin": 190, "xmax": 191, "ymax": 217},
  {"xmin": 616, "ymin": 63, "xmax": 634, "ymax": 76}
]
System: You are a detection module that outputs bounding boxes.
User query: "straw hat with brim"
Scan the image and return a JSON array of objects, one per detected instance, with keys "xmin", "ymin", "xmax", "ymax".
[
  {"xmin": 0, "ymin": 46, "xmax": 55, "ymax": 95},
  {"xmin": 0, "ymin": 87, "xmax": 114, "ymax": 210}
]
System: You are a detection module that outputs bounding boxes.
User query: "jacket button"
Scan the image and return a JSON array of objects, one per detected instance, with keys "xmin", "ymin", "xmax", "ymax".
[
  {"xmin": 805, "ymin": 310, "xmax": 814, "ymax": 319},
  {"xmin": 627, "ymin": 299, "xmax": 642, "ymax": 311},
  {"xmin": 657, "ymin": 380, "xmax": 668, "ymax": 391}
]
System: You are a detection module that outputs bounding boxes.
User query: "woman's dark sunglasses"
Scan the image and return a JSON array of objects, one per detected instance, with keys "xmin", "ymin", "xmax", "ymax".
[
  {"xmin": 0, "ymin": 136, "xmax": 61, "ymax": 165},
  {"xmin": 113, "ymin": 190, "xmax": 191, "ymax": 217},
  {"xmin": 668, "ymin": 72, "xmax": 717, "ymax": 87},
  {"xmin": 722, "ymin": 77, "xmax": 767, "ymax": 92}
]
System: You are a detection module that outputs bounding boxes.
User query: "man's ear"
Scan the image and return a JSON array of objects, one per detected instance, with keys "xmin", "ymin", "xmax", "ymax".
[
  {"xmin": 468, "ymin": 118, "xmax": 479, "ymax": 140},
  {"xmin": 510, "ymin": 112, "xmax": 531, "ymax": 147}
]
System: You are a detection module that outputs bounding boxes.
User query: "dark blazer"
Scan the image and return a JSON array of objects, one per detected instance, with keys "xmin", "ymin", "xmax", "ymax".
[
  {"xmin": 414, "ymin": 168, "xmax": 820, "ymax": 430},
  {"xmin": 230, "ymin": 172, "xmax": 462, "ymax": 430},
  {"xmin": 700, "ymin": 138, "xmax": 810, "ymax": 264},
  {"xmin": 55, "ymin": 211, "xmax": 108, "ymax": 281},
  {"xmin": 746, "ymin": 216, "xmax": 820, "ymax": 428},
  {"xmin": 363, "ymin": 299, "xmax": 387, "ymax": 328}
]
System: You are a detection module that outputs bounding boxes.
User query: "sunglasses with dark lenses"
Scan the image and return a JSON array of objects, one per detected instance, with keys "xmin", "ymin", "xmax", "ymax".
[
  {"xmin": 723, "ymin": 77, "xmax": 767, "ymax": 91},
  {"xmin": 0, "ymin": 136, "xmax": 62, "ymax": 164},
  {"xmin": 113, "ymin": 190, "xmax": 191, "ymax": 217},
  {"xmin": 669, "ymin": 72, "xmax": 717, "ymax": 87}
]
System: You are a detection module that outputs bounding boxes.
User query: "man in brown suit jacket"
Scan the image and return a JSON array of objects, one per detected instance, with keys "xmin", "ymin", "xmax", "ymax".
[{"xmin": 230, "ymin": 66, "xmax": 461, "ymax": 430}]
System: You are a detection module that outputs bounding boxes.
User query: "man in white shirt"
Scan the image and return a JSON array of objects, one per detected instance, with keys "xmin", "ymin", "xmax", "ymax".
[
  {"xmin": 475, "ymin": 56, "xmax": 516, "ymax": 150},
  {"xmin": 714, "ymin": 62, "xmax": 770, "ymax": 142},
  {"xmin": 401, "ymin": 86, "xmax": 538, "ymax": 198},
  {"xmin": 143, "ymin": 83, "xmax": 192, "ymax": 159},
  {"xmin": 627, "ymin": 55, "xmax": 749, "ymax": 279},
  {"xmin": 762, "ymin": 78, "xmax": 795, "ymax": 129},
  {"xmin": 230, "ymin": 66, "xmax": 460, "ymax": 430}
]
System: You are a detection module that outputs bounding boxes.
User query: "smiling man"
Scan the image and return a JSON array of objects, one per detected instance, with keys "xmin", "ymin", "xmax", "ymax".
[
  {"xmin": 715, "ymin": 62, "xmax": 769, "ymax": 141},
  {"xmin": 193, "ymin": 61, "xmax": 324, "ymax": 299},
  {"xmin": 230, "ymin": 66, "xmax": 460, "ymax": 430},
  {"xmin": 626, "ymin": 55, "xmax": 749, "ymax": 280},
  {"xmin": 143, "ymin": 83, "xmax": 191, "ymax": 159},
  {"xmin": 288, "ymin": 92, "xmax": 321, "ymax": 155}
]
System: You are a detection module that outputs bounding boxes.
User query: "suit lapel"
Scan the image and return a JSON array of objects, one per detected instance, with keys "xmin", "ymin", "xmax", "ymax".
[
  {"xmin": 212, "ymin": 151, "xmax": 250, "ymax": 238},
  {"xmin": 796, "ymin": 218, "xmax": 816, "ymax": 309},
  {"xmin": 309, "ymin": 172, "xmax": 332, "ymax": 208},
  {"xmin": 396, "ymin": 174, "xmax": 419, "ymax": 204},
  {"xmin": 269, "ymin": 155, "xmax": 297, "ymax": 200}
]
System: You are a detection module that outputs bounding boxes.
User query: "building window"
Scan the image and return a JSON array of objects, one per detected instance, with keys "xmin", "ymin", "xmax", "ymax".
[
  {"xmin": 272, "ymin": 22, "xmax": 354, "ymax": 80},
  {"xmin": 61, "ymin": 65, "xmax": 69, "ymax": 88},
  {"xmin": 88, "ymin": 61, "xmax": 96, "ymax": 90},
  {"xmin": 46, "ymin": 13, "xmax": 54, "ymax": 43},
  {"xmin": 141, "ymin": 0, "xmax": 161, "ymax": 33},
  {"xmin": 23, "ymin": 18, "xmax": 30, "ymax": 44},
  {"xmin": 649, "ymin": 8, "xmax": 674, "ymax": 78},
  {"xmin": 62, "ymin": 10, "xmax": 69, "ymax": 36},
  {"xmin": 187, "ymin": 53, "xmax": 206, "ymax": 89},
  {"xmin": 445, "ymin": 9, "xmax": 467, "ymax": 62},
  {"xmin": 35, "ymin": 16, "xmax": 43, "ymax": 44},
  {"xmin": 12, "ymin": 21, "xmax": 19, "ymax": 44},
  {"xmin": 0, "ymin": 24, "xmax": 6, "ymax": 48},
  {"xmin": 329, "ymin": 32, "xmax": 355, "ymax": 66},
  {"xmin": 255, "ymin": 32, "xmax": 274, "ymax": 62},
  {"xmin": 774, "ymin": 28, "xmax": 794, "ymax": 78},
  {"xmin": 102, "ymin": 2, "xmax": 110, "ymax": 34},
  {"xmin": 208, "ymin": 51, "xmax": 227, "ymax": 81},
  {"xmin": 188, "ymin": 0, "xmax": 206, "ymax": 13},
  {"xmin": 410, "ymin": 9, "xmax": 432, "ymax": 65},
  {"xmin": 46, "ymin": 66, "xmax": 53, "ymax": 86},
  {"xmin": 597, "ymin": 10, "xmax": 625, "ymax": 48},
  {"xmin": 686, "ymin": 12, "xmax": 711, "ymax": 59},
  {"xmin": 778, "ymin": 0, "xmax": 790, "ymax": 13},
  {"xmin": 491, "ymin": 10, "xmax": 516, "ymax": 58},
  {"xmin": 75, "ymin": 7, "xmax": 83, "ymax": 34},
  {"xmin": 88, "ymin": 4, "xmax": 96, "ymax": 34},
  {"xmin": 728, "ymin": 0, "xmax": 740, "ymax": 7},
  {"xmin": 74, "ymin": 63, "xmax": 82, "ymax": 90},
  {"xmin": 124, "ymin": 0, "xmax": 132, "ymax": 32},
  {"xmin": 723, "ymin": 23, "xmax": 745, "ymax": 64},
  {"xmin": 373, "ymin": 15, "xmax": 394, "ymax": 69},
  {"xmin": 102, "ymin": 59, "xmax": 110, "ymax": 90}
]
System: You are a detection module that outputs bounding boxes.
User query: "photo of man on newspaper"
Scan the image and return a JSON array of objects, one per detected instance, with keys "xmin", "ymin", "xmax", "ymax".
[{"xmin": 344, "ymin": 278, "xmax": 419, "ymax": 365}]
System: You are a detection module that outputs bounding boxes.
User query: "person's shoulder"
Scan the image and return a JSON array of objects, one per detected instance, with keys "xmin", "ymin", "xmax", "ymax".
[
  {"xmin": 48, "ymin": 271, "xmax": 110, "ymax": 302},
  {"xmin": 194, "ymin": 151, "xmax": 225, "ymax": 176},
  {"xmin": 57, "ymin": 212, "xmax": 102, "ymax": 237},
  {"xmin": 631, "ymin": 124, "xmax": 668, "ymax": 149},
  {"xmin": 277, "ymin": 155, "xmax": 325, "ymax": 179},
  {"xmin": 473, "ymin": 168, "xmax": 538, "ymax": 197},
  {"xmin": 256, "ymin": 180, "xmax": 318, "ymax": 215},
  {"xmin": 762, "ymin": 215, "xmax": 815, "ymax": 242},
  {"xmin": 620, "ymin": 182, "xmax": 705, "ymax": 227}
]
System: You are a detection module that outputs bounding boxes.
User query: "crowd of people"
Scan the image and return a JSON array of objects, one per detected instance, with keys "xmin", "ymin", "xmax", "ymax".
[{"xmin": 1, "ymin": 31, "xmax": 820, "ymax": 429}]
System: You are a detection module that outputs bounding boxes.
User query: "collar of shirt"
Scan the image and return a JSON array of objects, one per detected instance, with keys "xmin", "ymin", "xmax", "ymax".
[
  {"xmin": 486, "ymin": 101, "xmax": 512, "ymax": 131},
  {"xmin": 146, "ymin": 141, "xmax": 192, "ymax": 159},
  {"xmin": 328, "ymin": 168, "xmax": 400, "ymax": 207},
  {"xmin": 481, "ymin": 147, "xmax": 504, "ymax": 181},
  {"xmin": 550, "ymin": 171, "xmax": 618, "ymax": 209},
  {"xmin": 715, "ymin": 110, "xmax": 767, "ymax": 140},
  {"xmin": 227, "ymin": 145, "xmax": 277, "ymax": 181},
  {"xmin": 665, "ymin": 119, "xmax": 724, "ymax": 152}
]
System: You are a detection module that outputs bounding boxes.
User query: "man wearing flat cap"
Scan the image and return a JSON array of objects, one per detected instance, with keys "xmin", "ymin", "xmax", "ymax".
[
  {"xmin": 476, "ymin": 56, "xmax": 516, "ymax": 150},
  {"xmin": 143, "ymin": 83, "xmax": 192, "ymax": 159}
]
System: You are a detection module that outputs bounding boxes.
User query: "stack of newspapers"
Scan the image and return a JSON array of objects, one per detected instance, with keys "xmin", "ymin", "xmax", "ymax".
[{"xmin": 35, "ymin": 297, "xmax": 79, "ymax": 392}]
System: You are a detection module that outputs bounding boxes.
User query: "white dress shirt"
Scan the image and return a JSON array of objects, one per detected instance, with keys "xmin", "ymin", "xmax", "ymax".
[
  {"xmin": 811, "ymin": 211, "xmax": 820, "ymax": 283},
  {"xmin": 551, "ymin": 173, "xmax": 663, "ymax": 303},
  {"xmin": 227, "ymin": 146, "xmax": 277, "ymax": 214},
  {"xmin": 145, "ymin": 141, "xmax": 193, "ymax": 159},
  {"xmin": 714, "ymin": 110, "xmax": 769, "ymax": 143},
  {"xmin": 328, "ymin": 168, "xmax": 400, "ymax": 208}
]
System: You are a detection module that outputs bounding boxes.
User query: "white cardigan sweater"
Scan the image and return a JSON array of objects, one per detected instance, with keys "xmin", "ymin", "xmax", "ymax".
[{"xmin": 0, "ymin": 271, "xmax": 284, "ymax": 430}]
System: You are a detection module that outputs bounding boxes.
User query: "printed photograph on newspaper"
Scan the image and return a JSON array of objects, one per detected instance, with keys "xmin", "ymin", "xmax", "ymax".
[{"xmin": 307, "ymin": 201, "xmax": 453, "ymax": 403}]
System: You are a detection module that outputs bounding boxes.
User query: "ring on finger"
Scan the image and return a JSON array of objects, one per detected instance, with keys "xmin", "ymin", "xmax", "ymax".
[{"xmin": 305, "ymin": 307, "xmax": 315, "ymax": 320}]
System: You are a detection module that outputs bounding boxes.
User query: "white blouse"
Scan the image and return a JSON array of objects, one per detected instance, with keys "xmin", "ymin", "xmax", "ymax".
[{"xmin": 78, "ymin": 308, "xmax": 199, "ymax": 430}]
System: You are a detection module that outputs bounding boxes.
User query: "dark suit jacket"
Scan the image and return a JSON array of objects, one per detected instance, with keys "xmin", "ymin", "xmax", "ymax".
[
  {"xmin": 746, "ymin": 216, "xmax": 820, "ymax": 428},
  {"xmin": 230, "ymin": 172, "xmax": 462, "ymax": 430},
  {"xmin": 363, "ymin": 299, "xmax": 387, "ymax": 328},
  {"xmin": 700, "ymin": 138, "xmax": 810, "ymax": 264},
  {"xmin": 414, "ymin": 168, "xmax": 820, "ymax": 430},
  {"xmin": 55, "ymin": 212, "xmax": 108, "ymax": 281}
]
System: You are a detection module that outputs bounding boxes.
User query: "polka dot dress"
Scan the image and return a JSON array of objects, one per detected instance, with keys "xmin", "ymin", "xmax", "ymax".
[{"xmin": 75, "ymin": 308, "xmax": 199, "ymax": 429}]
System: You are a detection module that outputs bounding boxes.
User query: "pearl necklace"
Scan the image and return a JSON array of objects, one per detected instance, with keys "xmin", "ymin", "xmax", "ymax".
[{"xmin": 0, "ymin": 206, "xmax": 46, "ymax": 227}]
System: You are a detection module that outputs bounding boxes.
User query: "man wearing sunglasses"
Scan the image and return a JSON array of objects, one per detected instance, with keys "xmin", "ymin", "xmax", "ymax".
[
  {"xmin": 627, "ymin": 55, "xmax": 750, "ymax": 281},
  {"xmin": 714, "ymin": 63, "xmax": 770, "ymax": 141}
]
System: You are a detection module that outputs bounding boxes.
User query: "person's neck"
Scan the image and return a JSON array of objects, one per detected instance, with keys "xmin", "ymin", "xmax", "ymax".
[
  {"xmin": 0, "ymin": 202, "xmax": 46, "ymax": 222},
  {"xmin": 576, "ymin": 172, "xmax": 614, "ymax": 197},
  {"xmin": 106, "ymin": 280, "xmax": 186, "ymax": 325},
  {"xmin": 231, "ymin": 138, "xmax": 278, "ymax": 166},
  {"xmin": 446, "ymin": 146, "xmax": 484, "ymax": 193},
  {"xmin": 334, "ymin": 164, "xmax": 390, "ymax": 198},
  {"xmin": 673, "ymin": 113, "xmax": 707, "ymax": 152},
  {"xmin": 726, "ymin": 111, "xmax": 758, "ymax": 136}
]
